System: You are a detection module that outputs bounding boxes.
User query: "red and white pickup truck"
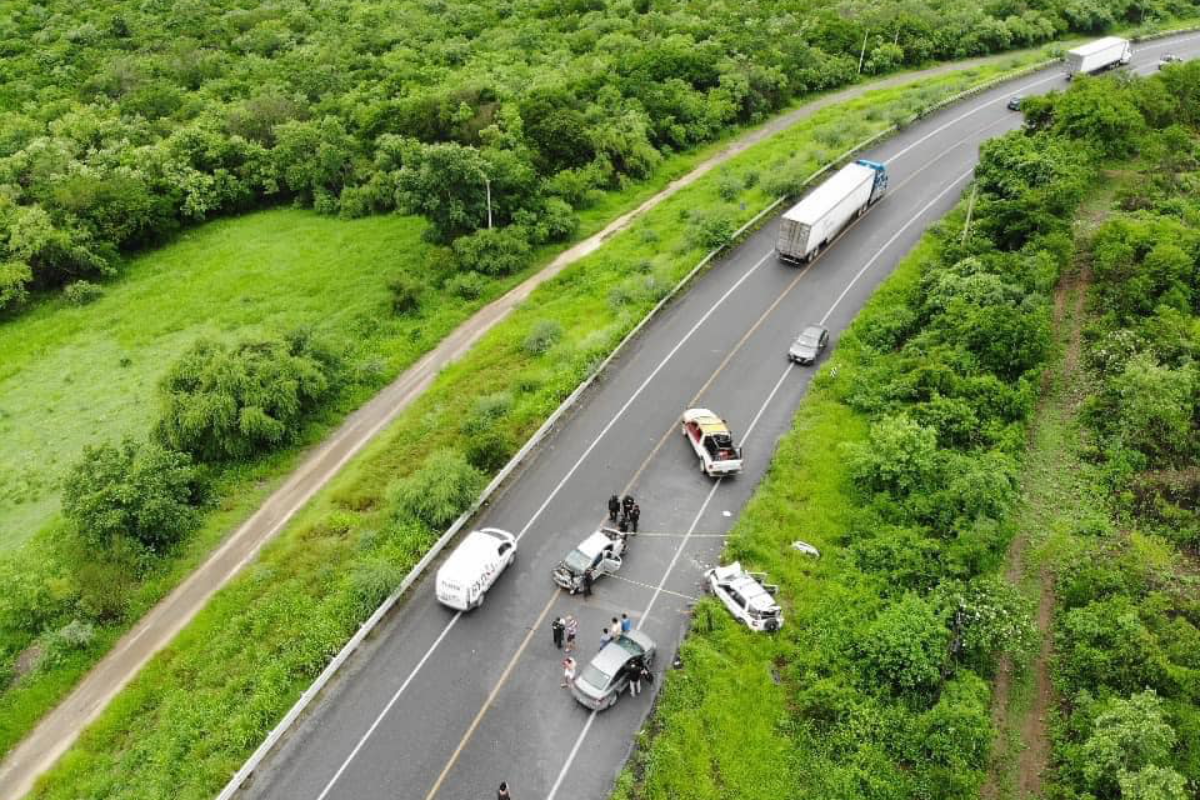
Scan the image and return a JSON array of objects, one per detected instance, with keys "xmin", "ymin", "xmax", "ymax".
[{"xmin": 681, "ymin": 408, "xmax": 743, "ymax": 476}]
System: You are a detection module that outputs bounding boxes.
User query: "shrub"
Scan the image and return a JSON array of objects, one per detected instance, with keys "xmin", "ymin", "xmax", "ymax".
[
  {"xmin": 42, "ymin": 620, "xmax": 97, "ymax": 667},
  {"xmin": 0, "ymin": 260, "xmax": 33, "ymax": 310},
  {"xmin": 389, "ymin": 450, "xmax": 485, "ymax": 530},
  {"xmin": 63, "ymin": 280, "xmax": 104, "ymax": 306},
  {"xmin": 717, "ymin": 171, "xmax": 742, "ymax": 202},
  {"xmin": 687, "ymin": 211, "xmax": 736, "ymax": 251},
  {"xmin": 445, "ymin": 270, "xmax": 488, "ymax": 300},
  {"xmin": 1081, "ymin": 690, "xmax": 1176, "ymax": 797},
  {"xmin": 156, "ymin": 329, "xmax": 341, "ymax": 461},
  {"xmin": 61, "ymin": 439, "xmax": 201, "ymax": 551},
  {"xmin": 462, "ymin": 392, "xmax": 513, "ymax": 436},
  {"xmin": 857, "ymin": 594, "xmax": 949, "ymax": 696},
  {"xmin": 849, "ymin": 414, "xmax": 941, "ymax": 499},
  {"xmin": 387, "ymin": 273, "xmax": 423, "ymax": 315},
  {"xmin": 523, "ymin": 319, "xmax": 563, "ymax": 355},
  {"xmin": 451, "ymin": 226, "xmax": 533, "ymax": 276},
  {"xmin": 465, "ymin": 428, "xmax": 514, "ymax": 473}
]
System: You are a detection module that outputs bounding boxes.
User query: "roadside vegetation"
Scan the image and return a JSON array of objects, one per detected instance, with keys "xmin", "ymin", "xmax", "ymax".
[
  {"xmin": 612, "ymin": 62, "xmax": 1200, "ymax": 800},
  {"xmin": 3, "ymin": 0, "xmax": 1198, "ymax": 318},
  {"xmin": 9, "ymin": 60, "xmax": 1062, "ymax": 799}
]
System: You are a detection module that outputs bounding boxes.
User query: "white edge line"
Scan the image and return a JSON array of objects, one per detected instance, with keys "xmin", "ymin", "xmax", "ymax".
[
  {"xmin": 314, "ymin": 614, "xmax": 461, "ymax": 800},
  {"xmin": 212, "ymin": 45, "xmax": 1135, "ymax": 799}
]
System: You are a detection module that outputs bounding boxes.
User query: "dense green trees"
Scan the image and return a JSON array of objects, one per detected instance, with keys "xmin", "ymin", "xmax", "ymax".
[
  {"xmin": 2, "ymin": 0, "xmax": 1193, "ymax": 313},
  {"xmin": 156, "ymin": 330, "xmax": 341, "ymax": 461},
  {"xmin": 61, "ymin": 440, "xmax": 201, "ymax": 551}
]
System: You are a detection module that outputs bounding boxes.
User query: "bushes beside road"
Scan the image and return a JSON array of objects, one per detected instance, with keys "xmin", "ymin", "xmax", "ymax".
[{"xmin": 611, "ymin": 73, "xmax": 1166, "ymax": 800}]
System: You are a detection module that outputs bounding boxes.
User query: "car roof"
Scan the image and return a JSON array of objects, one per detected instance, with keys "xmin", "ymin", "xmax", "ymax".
[
  {"xmin": 440, "ymin": 530, "xmax": 507, "ymax": 580},
  {"xmin": 591, "ymin": 641, "xmax": 634, "ymax": 675},
  {"xmin": 799, "ymin": 325, "xmax": 825, "ymax": 338},
  {"xmin": 575, "ymin": 530, "xmax": 615, "ymax": 559}
]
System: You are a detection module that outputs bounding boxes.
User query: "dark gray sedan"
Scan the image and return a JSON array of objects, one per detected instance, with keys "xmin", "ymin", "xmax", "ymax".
[
  {"xmin": 788, "ymin": 325, "xmax": 829, "ymax": 365},
  {"xmin": 570, "ymin": 630, "xmax": 656, "ymax": 710}
]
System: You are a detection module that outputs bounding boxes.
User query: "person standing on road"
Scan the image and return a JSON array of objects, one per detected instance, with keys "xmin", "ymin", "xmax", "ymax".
[
  {"xmin": 629, "ymin": 503, "xmax": 641, "ymax": 533},
  {"xmin": 498, "ymin": 781, "xmax": 512, "ymax": 800},
  {"xmin": 621, "ymin": 494, "xmax": 635, "ymax": 523},
  {"xmin": 621, "ymin": 613, "xmax": 632, "ymax": 634},
  {"xmin": 561, "ymin": 656, "xmax": 576, "ymax": 688},
  {"xmin": 582, "ymin": 568, "xmax": 594, "ymax": 598},
  {"xmin": 609, "ymin": 617, "xmax": 622, "ymax": 639},
  {"xmin": 565, "ymin": 615, "xmax": 578, "ymax": 652},
  {"xmin": 608, "ymin": 494, "xmax": 620, "ymax": 522},
  {"xmin": 551, "ymin": 616, "xmax": 565, "ymax": 649},
  {"xmin": 627, "ymin": 655, "xmax": 645, "ymax": 696},
  {"xmin": 600, "ymin": 628, "xmax": 613, "ymax": 650}
]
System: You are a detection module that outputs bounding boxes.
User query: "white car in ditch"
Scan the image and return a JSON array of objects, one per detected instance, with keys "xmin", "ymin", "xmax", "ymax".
[
  {"xmin": 681, "ymin": 408, "xmax": 743, "ymax": 477},
  {"xmin": 703, "ymin": 562, "xmax": 783, "ymax": 632}
]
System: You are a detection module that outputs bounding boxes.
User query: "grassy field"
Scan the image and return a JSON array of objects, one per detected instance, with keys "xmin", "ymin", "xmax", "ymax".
[
  {"xmin": 19, "ymin": 54, "xmax": 1061, "ymax": 798},
  {"xmin": 0, "ymin": 211, "xmax": 435, "ymax": 550}
]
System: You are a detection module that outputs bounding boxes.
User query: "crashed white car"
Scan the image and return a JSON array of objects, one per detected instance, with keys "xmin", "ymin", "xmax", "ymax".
[
  {"xmin": 703, "ymin": 562, "xmax": 783, "ymax": 632},
  {"xmin": 552, "ymin": 526, "xmax": 628, "ymax": 593}
]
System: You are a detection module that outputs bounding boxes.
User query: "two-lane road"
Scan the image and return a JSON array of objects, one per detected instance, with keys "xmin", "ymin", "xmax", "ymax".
[{"xmin": 239, "ymin": 34, "xmax": 1200, "ymax": 800}]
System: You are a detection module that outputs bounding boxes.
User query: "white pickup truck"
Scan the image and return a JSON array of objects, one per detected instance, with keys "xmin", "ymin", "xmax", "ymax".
[{"xmin": 681, "ymin": 408, "xmax": 743, "ymax": 476}]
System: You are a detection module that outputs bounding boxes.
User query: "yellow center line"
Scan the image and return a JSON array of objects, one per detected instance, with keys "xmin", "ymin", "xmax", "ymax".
[{"xmin": 420, "ymin": 587, "xmax": 561, "ymax": 800}]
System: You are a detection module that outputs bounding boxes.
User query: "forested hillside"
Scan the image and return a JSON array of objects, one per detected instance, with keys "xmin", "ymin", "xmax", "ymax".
[{"xmin": 1, "ymin": 0, "xmax": 1192, "ymax": 310}]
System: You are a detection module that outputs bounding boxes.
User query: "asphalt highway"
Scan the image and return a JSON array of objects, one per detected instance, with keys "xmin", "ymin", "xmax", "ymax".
[{"xmin": 239, "ymin": 35, "xmax": 1200, "ymax": 800}]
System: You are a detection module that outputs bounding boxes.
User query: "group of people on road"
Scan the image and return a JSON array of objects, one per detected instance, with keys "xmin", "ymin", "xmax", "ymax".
[
  {"xmin": 607, "ymin": 493, "xmax": 641, "ymax": 533},
  {"xmin": 554, "ymin": 612, "xmax": 650, "ymax": 695}
]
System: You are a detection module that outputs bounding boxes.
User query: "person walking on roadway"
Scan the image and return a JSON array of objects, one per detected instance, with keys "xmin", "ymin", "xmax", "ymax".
[
  {"xmin": 621, "ymin": 613, "xmax": 631, "ymax": 634},
  {"xmin": 608, "ymin": 494, "xmax": 620, "ymax": 522},
  {"xmin": 565, "ymin": 615, "xmax": 578, "ymax": 652},
  {"xmin": 621, "ymin": 494, "xmax": 635, "ymax": 523},
  {"xmin": 609, "ymin": 617, "xmax": 622, "ymax": 639},
  {"xmin": 551, "ymin": 616, "xmax": 565, "ymax": 649},
  {"xmin": 600, "ymin": 628, "xmax": 613, "ymax": 650},
  {"xmin": 629, "ymin": 503, "xmax": 641, "ymax": 533},
  {"xmin": 582, "ymin": 568, "xmax": 594, "ymax": 598},
  {"xmin": 498, "ymin": 781, "xmax": 512, "ymax": 800},
  {"xmin": 561, "ymin": 656, "xmax": 576, "ymax": 688}
]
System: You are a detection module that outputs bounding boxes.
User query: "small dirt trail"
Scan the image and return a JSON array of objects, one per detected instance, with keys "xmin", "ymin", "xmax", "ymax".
[
  {"xmin": 981, "ymin": 243, "xmax": 1094, "ymax": 799},
  {"xmin": 0, "ymin": 51, "xmax": 1036, "ymax": 800}
]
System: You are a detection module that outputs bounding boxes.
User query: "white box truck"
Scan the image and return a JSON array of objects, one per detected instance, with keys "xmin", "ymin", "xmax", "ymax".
[
  {"xmin": 776, "ymin": 159, "xmax": 888, "ymax": 264},
  {"xmin": 1065, "ymin": 37, "xmax": 1132, "ymax": 79}
]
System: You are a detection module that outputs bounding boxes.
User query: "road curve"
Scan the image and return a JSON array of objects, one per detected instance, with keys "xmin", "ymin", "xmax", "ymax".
[
  {"xmin": 0, "ymin": 49, "xmax": 1065, "ymax": 800},
  {"xmin": 236, "ymin": 32, "xmax": 1200, "ymax": 800}
]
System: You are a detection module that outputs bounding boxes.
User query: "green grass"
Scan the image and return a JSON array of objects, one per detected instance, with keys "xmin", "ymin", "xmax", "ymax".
[
  {"xmin": 0, "ymin": 210, "xmax": 435, "ymax": 550},
  {"xmin": 18, "ymin": 56, "xmax": 1052, "ymax": 798}
]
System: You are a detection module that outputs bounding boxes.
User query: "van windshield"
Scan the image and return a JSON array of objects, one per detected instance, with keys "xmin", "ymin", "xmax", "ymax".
[{"xmin": 563, "ymin": 549, "xmax": 591, "ymax": 574}]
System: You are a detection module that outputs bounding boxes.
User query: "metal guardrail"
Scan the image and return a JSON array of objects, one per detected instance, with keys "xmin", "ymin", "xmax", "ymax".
[{"xmin": 212, "ymin": 36, "xmax": 1189, "ymax": 797}]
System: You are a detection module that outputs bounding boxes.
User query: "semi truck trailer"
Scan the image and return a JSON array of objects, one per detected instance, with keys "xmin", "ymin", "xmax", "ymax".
[
  {"xmin": 1065, "ymin": 37, "xmax": 1132, "ymax": 79},
  {"xmin": 775, "ymin": 159, "xmax": 888, "ymax": 264}
]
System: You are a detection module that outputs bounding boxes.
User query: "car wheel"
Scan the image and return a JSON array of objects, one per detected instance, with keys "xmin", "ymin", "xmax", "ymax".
[{"xmin": 607, "ymin": 693, "xmax": 619, "ymax": 709}]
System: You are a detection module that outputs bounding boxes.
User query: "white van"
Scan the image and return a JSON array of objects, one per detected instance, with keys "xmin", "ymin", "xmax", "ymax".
[{"xmin": 435, "ymin": 527, "xmax": 517, "ymax": 611}]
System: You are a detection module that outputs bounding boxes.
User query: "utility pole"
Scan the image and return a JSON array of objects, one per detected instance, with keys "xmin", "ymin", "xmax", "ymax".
[
  {"xmin": 961, "ymin": 184, "xmax": 978, "ymax": 244},
  {"xmin": 484, "ymin": 175, "xmax": 493, "ymax": 230},
  {"xmin": 858, "ymin": 29, "xmax": 869, "ymax": 75}
]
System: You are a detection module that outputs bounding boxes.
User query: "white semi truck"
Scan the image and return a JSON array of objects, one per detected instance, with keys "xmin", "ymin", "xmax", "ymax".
[
  {"xmin": 1065, "ymin": 37, "xmax": 1132, "ymax": 79},
  {"xmin": 775, "ymin": 159, "xmax": 888, "ymax": 264}
]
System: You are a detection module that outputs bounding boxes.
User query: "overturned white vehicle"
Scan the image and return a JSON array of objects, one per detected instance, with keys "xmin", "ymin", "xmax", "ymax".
[{"xmin": 703, "ymin": 562, "xmax": 783, "ymax": 632}]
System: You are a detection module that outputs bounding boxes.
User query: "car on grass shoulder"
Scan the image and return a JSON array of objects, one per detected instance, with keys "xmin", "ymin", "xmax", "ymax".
[
  {"xmin": 570, "ymin": 630, "xmax": 656, "ymax": 710},
  {"xmin": 1158, "ymin": 53, "xmax": 1182, "ymax": 68},
  {"xmin": 435, "ymin": 528, "xmax": 517, "ymax": 611},
  {"xmin": 704, "ymin": 562, "xmax": 783, "ymax": 631},
  {"xmin": 788, "ymin": 324, "xmax": 829, "ymax": 365},
  {"xmin": 552, "ymin": 526, "xmax": 627, "ymax": 593},
  {"xmin": 681, "ymin": 408, "xmax": 743, "ymax": 477}
]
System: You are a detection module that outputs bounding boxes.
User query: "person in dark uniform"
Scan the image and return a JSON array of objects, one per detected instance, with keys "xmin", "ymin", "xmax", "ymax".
[
  {"xmin": 498, "ymin": 781, "xmax": 512, "ymax": 800},
  {"xmin": 629, "ymin": 503, "xmax": 641, "ymax": 533},
  {"xmin": 582, "ymin": 568, "xmax": 594, "ymax": 598},
  {"xmin": 621, "ymin": 494, "xmax": 635, "ymax": 523},
  {"xmin": 608, "ymin": 494, "xmax": 620, "ymax": 522},
  {"xmin": 551, "ymin": 616, "xmax": 565, "ymax": 649}
]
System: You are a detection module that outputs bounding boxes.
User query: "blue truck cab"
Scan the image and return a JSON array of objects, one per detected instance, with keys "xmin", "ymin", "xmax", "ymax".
[{"xmin": 856, "ymin": 159, "xmax": 888, "ymax": 205}]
